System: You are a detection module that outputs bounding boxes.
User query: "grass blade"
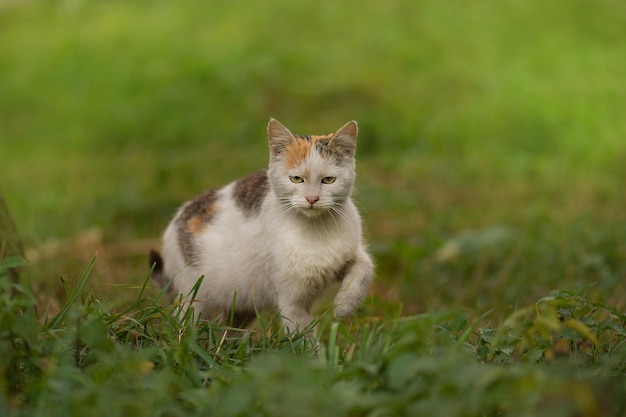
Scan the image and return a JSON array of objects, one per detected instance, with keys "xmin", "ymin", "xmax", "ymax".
[{"xmin": 46, "ymin": 256, "xmax": 96, "ymax": 329}]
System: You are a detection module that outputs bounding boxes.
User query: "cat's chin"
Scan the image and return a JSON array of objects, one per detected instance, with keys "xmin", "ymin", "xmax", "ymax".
[{"xmin": 296, "ymin": 206, "xmax": 329, "ymax": 218}]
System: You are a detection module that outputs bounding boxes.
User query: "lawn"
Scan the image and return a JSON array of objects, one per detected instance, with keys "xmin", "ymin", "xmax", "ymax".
[{"xmin": 1, "ymin": 0, "xmax": 626, "ymax": 416}]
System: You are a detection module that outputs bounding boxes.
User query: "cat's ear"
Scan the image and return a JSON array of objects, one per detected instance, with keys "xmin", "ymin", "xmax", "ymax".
[
  {"xmin": 268, "ymin": 118, "xmax": 296, "ymax": 158},
  {"xmin": 330, "ymin": 121, "xmax": 358, "ymax": 158}
]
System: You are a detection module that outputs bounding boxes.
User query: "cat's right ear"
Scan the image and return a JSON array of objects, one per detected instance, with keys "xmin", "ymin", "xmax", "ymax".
[{"xmin": 268, "ymin": 118, "xmax": 295, "ymax": 159}]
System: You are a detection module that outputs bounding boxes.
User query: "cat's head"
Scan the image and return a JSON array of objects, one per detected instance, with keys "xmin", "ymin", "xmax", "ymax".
[{"xmin": 267, "ymin": 119, "xmax": 358, "ymax": 218}]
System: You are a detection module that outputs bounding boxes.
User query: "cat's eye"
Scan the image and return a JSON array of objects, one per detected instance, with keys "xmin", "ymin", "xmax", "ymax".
[
  {"xmin": 289, "ymin": 176, "xmax": 304, "ymax": 183},
  {"xmin": 321, "ymin": 177, "xmax": 336, "ymax": 184}
]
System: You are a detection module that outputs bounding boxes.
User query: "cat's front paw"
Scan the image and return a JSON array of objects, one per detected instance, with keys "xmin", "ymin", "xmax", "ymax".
[{"xmin": 333, "ymin": 301, "xmax": 357, "ymax": 319}]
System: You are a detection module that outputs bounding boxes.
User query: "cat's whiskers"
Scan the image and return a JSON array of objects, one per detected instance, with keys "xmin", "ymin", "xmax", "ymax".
[
  {"xmin": 277, "ymin": 197, "xmax": 341, "ymax": 228},
  {"xmin": 351, "ymin": 186, "xmax": 370, "ymax": 217},
  {"xmin": 277, "ymin": 199, "xmax": 297, "ymax": 218},
  {"xmin": 329, "ymin": 204, "xmax": 353, "ymax": 228},
  {"xmin": 325, "ymin": 205, "xmax": 341, "ymax": 231}
]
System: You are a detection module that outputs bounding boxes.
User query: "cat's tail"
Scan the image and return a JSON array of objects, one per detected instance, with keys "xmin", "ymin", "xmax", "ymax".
[{"xmin": 149, "ymin": 249, "xmax": 166, "ymax": 288}]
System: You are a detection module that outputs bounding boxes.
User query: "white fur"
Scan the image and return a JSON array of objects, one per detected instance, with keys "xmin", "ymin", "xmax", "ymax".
[{"xmin": 159, "ymin": 120, "xmax": 374, "ymax": 334}]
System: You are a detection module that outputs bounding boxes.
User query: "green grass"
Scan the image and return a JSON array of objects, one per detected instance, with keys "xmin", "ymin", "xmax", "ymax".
[
  {"xmin": 3, "ymin": 257, "xmax": 626, "ymax": 416},
  {"xmin": 1, "ymin": 0, "xmax": 626, "ymax": 415}
]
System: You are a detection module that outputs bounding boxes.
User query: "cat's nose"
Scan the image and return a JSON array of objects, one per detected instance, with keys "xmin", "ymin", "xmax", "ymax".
[{"xmin": 306, "ymin": 195, "xmax": 320, "ymax": 205}]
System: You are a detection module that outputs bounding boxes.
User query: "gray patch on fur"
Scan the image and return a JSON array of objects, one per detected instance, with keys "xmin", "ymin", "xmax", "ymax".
[
  {"xmin": 233, "ymin": 169, "xmax": 270, "ymax": 216},
  {"xmin": 315, "ymin": 135, "xmax": 353, "ymax": 163},
  {"xmin": 176, "ymin": 189, "xmax": 219, "ymax": 263},
  {"xmin": 314, "ymin": 137, "xmax": 335, "ymax": 159}
]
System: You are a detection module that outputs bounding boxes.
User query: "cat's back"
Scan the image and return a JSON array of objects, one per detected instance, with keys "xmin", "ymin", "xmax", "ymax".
[{"xmin": 162, "ymin": 169, "xmax": 273, "ymax": 271}]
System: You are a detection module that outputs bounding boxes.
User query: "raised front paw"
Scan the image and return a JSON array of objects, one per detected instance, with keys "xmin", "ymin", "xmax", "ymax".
[{"xmin": 333, "ymin": 299, "xmax": 358, "ymax": 319}]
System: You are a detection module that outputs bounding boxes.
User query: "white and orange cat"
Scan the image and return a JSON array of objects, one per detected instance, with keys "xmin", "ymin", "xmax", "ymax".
[{"xmin": 150, "ymin": 119, "xmax": 374, "ymax": 334}]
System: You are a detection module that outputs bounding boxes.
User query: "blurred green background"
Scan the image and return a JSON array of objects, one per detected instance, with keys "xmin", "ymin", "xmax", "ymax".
[{"xmin": 1, "ymin": 0, "xmax": 624, "ymax": 315}]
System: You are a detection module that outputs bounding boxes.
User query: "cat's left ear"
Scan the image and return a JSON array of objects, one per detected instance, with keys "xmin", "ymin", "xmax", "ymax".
[{"xmin": 331, "ymin": 121, "xmax": 358, "ymax": 158}]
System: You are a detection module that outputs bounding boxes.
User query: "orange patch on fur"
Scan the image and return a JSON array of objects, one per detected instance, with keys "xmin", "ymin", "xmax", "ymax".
[
  {"xmin": 284, "ymin": 139, "xmax": 312, "ymax": 169},
  {"xmin": 284, "ymin": 135, "xmax": 332, "ymax": 169},
  {"xmin": 186, "ymin": 203, "xmax": 218, "ymax": 234},
  {"xmin": 186, "ymin": 216, "xmax": 205, "ymax": 234}
]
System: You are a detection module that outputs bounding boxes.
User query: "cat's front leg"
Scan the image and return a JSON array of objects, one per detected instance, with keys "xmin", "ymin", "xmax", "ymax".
[
  {"xmin": 278, "ymin": 302, "xmax": 314, "ymax": 336},
  {"xmin": 333, "ymin": 245, "xmax": 374, "ymax": 319}
]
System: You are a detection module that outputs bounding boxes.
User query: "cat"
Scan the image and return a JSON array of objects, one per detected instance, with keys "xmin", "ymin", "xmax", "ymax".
[{"xmin": 150, "ymin": 118, "xmax": 374, "ymax": 334}]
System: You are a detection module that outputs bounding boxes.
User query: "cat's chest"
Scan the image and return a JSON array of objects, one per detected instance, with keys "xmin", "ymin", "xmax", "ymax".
[{"xmin": 274, "ymin": 219, "xmax": 357, "ymax": 276}]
